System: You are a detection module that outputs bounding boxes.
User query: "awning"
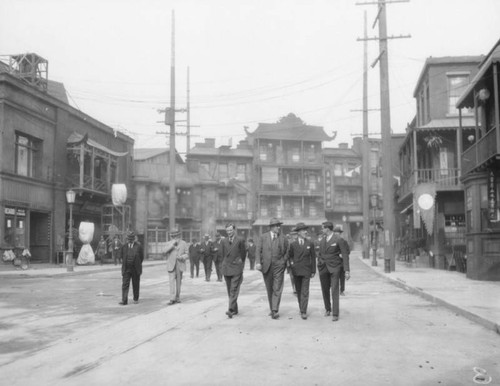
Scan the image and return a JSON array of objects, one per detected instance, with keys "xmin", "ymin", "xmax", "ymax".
[
  {"xmin": 67, "ymin": 132, "xmax": 129, "ymax": 157},
  {"xmin": 400, "ymin": 203, "xmax": 413, "ymax": 214},
  {"xmin": 252, "ymin": 218, "xmax": 327, "ymax": 227}
]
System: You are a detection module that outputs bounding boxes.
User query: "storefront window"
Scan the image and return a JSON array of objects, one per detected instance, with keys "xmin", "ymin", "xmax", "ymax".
[{"xmin": 3, "ymin": 207, "xmax": 26, "ymax": 247}]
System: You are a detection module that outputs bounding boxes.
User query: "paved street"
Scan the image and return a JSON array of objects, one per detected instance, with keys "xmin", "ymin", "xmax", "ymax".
[{"xmin": 1, "ymin": 255, "xmax": 498, "ymax": 386}]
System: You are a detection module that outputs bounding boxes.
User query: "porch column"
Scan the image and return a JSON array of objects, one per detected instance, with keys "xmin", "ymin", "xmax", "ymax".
[
  {"xmin": 79, "ymin": 144, "xmax": 84, "ymax": 188},
  {"xmin": 412, "ymin": 129, "xmax": 418, "ymax": 187},
  {"xmin": 494, "ymin": 63, "xmax": 500, "ymax": 153},
  {"xmin": 90, "ymin": 147, "xmax": 95, "ymax": 190},
  {"xmin": 457, "ymin": 109, "xmax": 463, "ymax": 179}
]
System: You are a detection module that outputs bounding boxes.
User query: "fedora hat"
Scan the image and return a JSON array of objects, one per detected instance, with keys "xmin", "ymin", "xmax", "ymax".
[
  {"xmin": 269, "ymin": 218, "xmax": 283, "ymax": 226},
  {"xmin": 169, "ymin": 228, "xmax": 181, "ymax": 237},
  {"xmin": 292, "ymin": 222, "xmax": 308, "ymax": 232},
  {"xmin": 332, "ymin": 225, "xmax": 344, "ymax": 233},
  {"xmin": 126, "ymin": 231, "xmax": 136, "ymax": 241}
]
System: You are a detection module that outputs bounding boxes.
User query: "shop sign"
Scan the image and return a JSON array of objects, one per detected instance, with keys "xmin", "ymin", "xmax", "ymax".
[{"xmin": 488, "ymin": 171, "xmax": 497, "ymax": 220}]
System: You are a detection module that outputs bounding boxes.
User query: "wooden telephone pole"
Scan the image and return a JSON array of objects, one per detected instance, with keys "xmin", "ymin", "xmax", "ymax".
[{"xmin": 357, "ymin": 0, "xmax": 410, "ymax": 272}]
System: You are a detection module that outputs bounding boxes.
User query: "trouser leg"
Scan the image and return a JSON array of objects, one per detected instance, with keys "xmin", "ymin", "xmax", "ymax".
[
  {"xmin": 262, "ymin": 269, "xmax": 274, "ymax": 311},
  {"xmin": 299, "ymin": 276, "xmax": 310, "ymax": 313},
  {"xmin": 122, "ymin": 270, "xmax": 131, "ymax": 303},
  {"xmin": 131, "ymin": 272, "xmax": 140, "ymax": 301},
  {"xmin": 330, "ymin": 269, "xmax": 341, "ymax": 317},
  {"xmin": 175, "ymin": 266, "xmax": 182, "ymax": 301},
  {"xmin": 340, "ymin": 268, "xmax": 345, "ymax": 292},
  {"xmin": 225, "ymin": 273, "xmax": 243, "ymax": 313},
  {"xmin": 319, "ymin": 271, "xmax": 331, "ymax": 312},
  {"xmin": 270, "ymin": 262, "xmax": 285, "ymax": 312},
  {"xmin": 294, "ymin": 275, "xmax": 303, "ymax": 311}
]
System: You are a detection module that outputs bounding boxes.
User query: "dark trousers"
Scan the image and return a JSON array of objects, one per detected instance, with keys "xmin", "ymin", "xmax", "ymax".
[
  {"xmin": 113, "ymin": 249, "xmax": 121, "ymax": 265},
  {"xmin": 224, "ymin": 273, "xmax": 243, "ymax": 313},
  {"xmin": 214, "ymin": 258, "xmax": 222, "ymax": 280},
  {"xmin": 293, "ymin": 275, "xmax": 311, "ymax": 314},
  {"xmin": 262, "ymin": 260, "xmax": 286, "ymax": 312},
  {"xmin": 319, "ymin": 268, "xmax": 342, "ymax": 317},
  {"xmin": 203, "ymin": 256, "xmax": 213, "ymax": 280},
  {"xmin": 340, "ymin": 267, "xmax": 345, "ymax": 293},
  {"xmin": 122, "ymin": 268, "xmax": 140, "ymax": 303},
  {"xmin": 190, "ymin": 257, "xmax": 200, "ymax": 277},
  {"xmin": 248, "ymin": 257, "xmax": 256, "ymax": 270}
]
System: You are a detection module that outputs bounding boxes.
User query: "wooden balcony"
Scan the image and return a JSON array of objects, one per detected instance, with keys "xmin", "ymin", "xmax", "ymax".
[
  {"xmin": 333, "ymin": 176, "xmax": 362, "ymax": 186},
  {"xmin": 67, "ymin": 173, "xmax": 109, "ymax": 195},
  {"xmin": 462, "ymin": 128, "xmax": 499, "ymax": 175},
  {"xmin": 399, "ymin": 168, "xmax": 461, "ymax": 202}
]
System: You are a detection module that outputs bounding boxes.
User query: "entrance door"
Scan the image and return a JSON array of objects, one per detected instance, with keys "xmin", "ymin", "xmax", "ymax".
[{"xmin": 30, "ymin": 211, "xmax": 50, "ymax": 263}]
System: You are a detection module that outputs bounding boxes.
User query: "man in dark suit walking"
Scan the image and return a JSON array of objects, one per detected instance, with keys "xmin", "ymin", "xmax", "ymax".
[
  {"xmin": 246, "ymin": 238, "xmax": 256, "ymax": 270},
  {"xmin": 213, "ymin": 233, "xmax": 224, "ymax": 282},
  {"xmin": 200, "ymin": 233, "xmax": 214, "ymax": 281},
  {"xmin": 188, "ymin": 239, "xmax": 201, "ymax": 278},
  {"xmin": 221, "ymin": 223, "xmax": 246, "ymax": 318},
  {"xmin": 288, "ymin": 222, "xmax": 316, "ymax": 320},
  {"xmin": 119, "ymin": 231, "xmax": 144, "ymax": 305},
  {"xmin": 255, "ymin": 218, "xmax": 289, "ymax": 319},
  {"xmin": 318, "ymin": 222, "xmax": 350, "ymax": 321}
]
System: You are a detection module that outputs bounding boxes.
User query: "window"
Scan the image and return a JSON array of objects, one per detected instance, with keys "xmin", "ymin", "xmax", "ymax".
[
  {"xmin": 16, "ymin": 133, "xmax": 41, "ymax": 177},
  {"xmin": 219, "ymin": 163, "xmax": 228, "ymax": 179},
  {"xmin": 333, "ymin": 163, "xmax": 343, "ymax": 176},
  {"xmin": 291, "ymin": 148, "xmax": 300, "ymax": 163},
  {"xmin": 236, "ymin": 194, "xmax": 247, "ymax": 211},
  {"xmin": 236, "ymin": 163, "xmax": 246, "ymax": 181},
  {"xmin": 448, "ymin": 74, "xmax": 469, "ymax": 115},
  {"xmin": 219, "ymin": 194, "xmax": 228, "ymax": 217},
  {"xmin": 200, "ymin": 162, "xmax": 210, "ymax": 173}
]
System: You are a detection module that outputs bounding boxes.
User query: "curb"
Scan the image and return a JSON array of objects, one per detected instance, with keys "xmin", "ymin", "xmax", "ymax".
[{"xmin": 359, "ymin": 256, "xmax": 500, "ymax": 335}]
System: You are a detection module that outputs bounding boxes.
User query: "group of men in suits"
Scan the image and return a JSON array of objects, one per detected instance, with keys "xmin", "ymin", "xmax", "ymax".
[
  {"xmin": 118, "ymin": 219, "xmax": 350, "ymax": 323},
  {"xmin": 255, "ymin": 218, "xmax": 350, "ymax": 321}
]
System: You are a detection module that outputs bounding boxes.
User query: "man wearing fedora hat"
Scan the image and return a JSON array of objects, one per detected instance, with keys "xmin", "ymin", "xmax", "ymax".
[
  {"xmin": 164, "ymin": 229, "xmax": 189, "ymax": 305},
  {"xmin": 288, "ymin": 222, "xmax": 316, "ymax": 320},
  {"xmin": 318, "ymin": 222, "xmax": 350, "ymax": 321},
  {"xmin": 255, "ymin": 217, "xmax": 289, "ymax": 319},
  {"xmin": 119, "ymin": 231, "xmax": 144, "ymax": 305}
]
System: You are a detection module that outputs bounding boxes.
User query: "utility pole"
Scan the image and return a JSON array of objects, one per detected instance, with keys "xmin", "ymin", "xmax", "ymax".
[
  {"xmin": 186, "ymin": 66, "xmax": 191, "ymax": 154},
  {"xmin": 357, "ymin": 0, "xmax": 410, "ymax": 272},
  {"xmin": 362, "ymin": 11, "xmax": 372, "ymax": 264},
  {"xmin": 169, "ymin": 10, "xmax": 176, "ymax": 233}
]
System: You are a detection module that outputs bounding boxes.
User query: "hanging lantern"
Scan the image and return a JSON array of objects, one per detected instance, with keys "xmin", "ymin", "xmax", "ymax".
[
  {"xmin": 79, "ymin": 222, "xmax": 95, "ymax": 244},
  {"xmin": 112, "ymin": 184, "xmax": 127, "ymax": 206}
]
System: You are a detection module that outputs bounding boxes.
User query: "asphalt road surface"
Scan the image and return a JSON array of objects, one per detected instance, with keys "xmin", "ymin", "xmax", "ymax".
[{"xmin": 0, "ymin": 254, "xmax": 498, "ymax": 385}]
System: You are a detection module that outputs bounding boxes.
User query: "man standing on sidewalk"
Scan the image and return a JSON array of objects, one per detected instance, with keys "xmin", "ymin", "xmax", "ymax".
[
  {"xmin": 318, "ymin": 223, "xmax": 350, "ymax": 321},
  {"xmin": 165, "ymin": 229, "xmax": 189, "ymax": 305},
  {"xmin": 119, "ymin": 231, "xmax": 143, "ymax": 306},
  {"xmin": 188, "ymin": 239, "xmax": 201, "ymax": 278},
  {"xmin": 255, "ymin": 218, "xmax": 289, "ymax": 320},
  {"xmin": 288, "ymin": 222, "xmax": 316, "ymax": 320},
  {"xmin": 221, "ymin": 223, "xmax": 246, "ymax": 318}
]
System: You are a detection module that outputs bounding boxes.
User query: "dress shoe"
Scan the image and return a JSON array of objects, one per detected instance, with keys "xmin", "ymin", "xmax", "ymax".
[
  {"xmin": 133, "ymin": 300, "xmax": 139, "ymax": 304},
  {"xmin": 175, "ymin": 299, "xmax": 181, "ymax": 303},
  {"xmin": 332, "ymin": 316, "xmax": 339, "ymax": 322},
  {"xmin": 324, "ymin": 310, "xmax": 331, "ymax": 317},
  {"xmin": 340, "ymin": 292, "xmax": 345, "ymax": 296},
  {"xmin": 167, "ymin": 300, "xmax": 176, "ymax": 305},
  {"xmin": 225, "ymin": 310, "xmax": 234, "ymax": 319},
  {"xmin": 301, "ymin": 313, "xmax": 307, "ymax": 320},
  {"xmin": 119, "ymin": 301, "xmax": 127, "ymax": 306},
  {"xmin": 271, "ymin": 311, "xmax": 279, "ymax": 319}
]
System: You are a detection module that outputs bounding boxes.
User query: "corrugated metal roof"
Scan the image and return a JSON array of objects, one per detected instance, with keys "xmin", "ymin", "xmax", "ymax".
[{"xmin": 419, "ymin": 117, "xmax": 475, "ymax": 129}]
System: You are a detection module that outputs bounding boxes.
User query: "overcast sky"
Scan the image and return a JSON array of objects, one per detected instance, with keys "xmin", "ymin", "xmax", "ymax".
[{"xmin": 1, "ymin": 0, "xmax": 499, "ymax": 153}]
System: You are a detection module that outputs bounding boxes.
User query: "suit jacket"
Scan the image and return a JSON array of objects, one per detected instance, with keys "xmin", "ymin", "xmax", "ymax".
[
  {"xmin": 288, "ymin": 239, "xmax": 316, "ymax": 277},
  {"xmin": 189, "ymin": 243, "xmax": 201, "ymax": 261},
  {"xmin": 121, "ymin": 242, "xmax": 143, "ymax": 275},
  {"xmin": 255, "ymin": 231, "xmax": 289, "ymax": 274},
  {"xmin": 199, "ymin": 240, "xmax": 214, "ymax": 260},
  {"xmin": 246, "ymin": 244, "xmax": 256, "ymax": 260},
  {"xmin": 213, "ymin": 239, "xmax": 224, "ymax": 263},
  {"xmin": 165, "ymin": 239, "xmax": 189, "ymax": 272},
  {"xmin": 221, "ymin": 235, "xmax": 246, "ymax": 276},
  {"xmin": 318, "ymin": 233, "xmax": 350, "ymax": 274}
]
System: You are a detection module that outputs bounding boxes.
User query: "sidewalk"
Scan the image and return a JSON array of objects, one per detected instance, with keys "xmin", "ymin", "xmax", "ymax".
[
  {"xmin": 2, "ymin": 252, "xmax": 499, "ymax": 335},
  {"xmin": 357, "ymin": 251, "xmax": 500, "ymax": 335},
  {"xmin": 0, "ymin": 259, "xmax": 165, "ymax": 277}
]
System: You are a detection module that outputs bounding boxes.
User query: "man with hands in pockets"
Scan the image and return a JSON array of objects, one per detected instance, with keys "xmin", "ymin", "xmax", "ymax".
[{"xmin": 164, "ymin": 229, "xmax": 189, "ymax": 305}]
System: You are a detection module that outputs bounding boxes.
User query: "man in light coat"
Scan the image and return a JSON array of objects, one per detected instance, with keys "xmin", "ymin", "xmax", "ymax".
[
  {"xmin": 221, "ymin": 223, "xmax": 246, "ymax": 318},
  {"xmin": 164, "ymin": 229, "xmax": 189, "ymax": 305},
  {"xmin": 255, "ymin": 217, "xmax": 289, "ymax": 319}
]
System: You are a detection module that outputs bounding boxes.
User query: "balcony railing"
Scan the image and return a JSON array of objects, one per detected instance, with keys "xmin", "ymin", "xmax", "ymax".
[
  {"xmin": 260, "ymin": 183, "xmax": 324, "ymax": 195},
  {"xmin": 462, "ymin": 128, "xmax": 498, "ymax": 175},
  {"xmin": 333, "ymin": 176, "xmax": 362, "ymax": 186},
  {"xmin": 68, "ymin": 173, "xmax": 109, "ymax": 194},
  {"xmin": 399, "ymin": 168, "xmax": 461, "ymax": 201}
]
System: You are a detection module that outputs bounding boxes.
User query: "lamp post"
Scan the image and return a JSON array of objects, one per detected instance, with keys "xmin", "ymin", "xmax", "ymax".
[{"xmin": 66, "ymin": 189, "xmax": 76, "ymax": 272}]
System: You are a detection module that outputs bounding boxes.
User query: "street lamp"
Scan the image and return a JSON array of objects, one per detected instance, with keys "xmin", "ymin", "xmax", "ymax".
[{"xmin": 66, "ymin": 189, "xmax": 76, "ymax": 272}]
